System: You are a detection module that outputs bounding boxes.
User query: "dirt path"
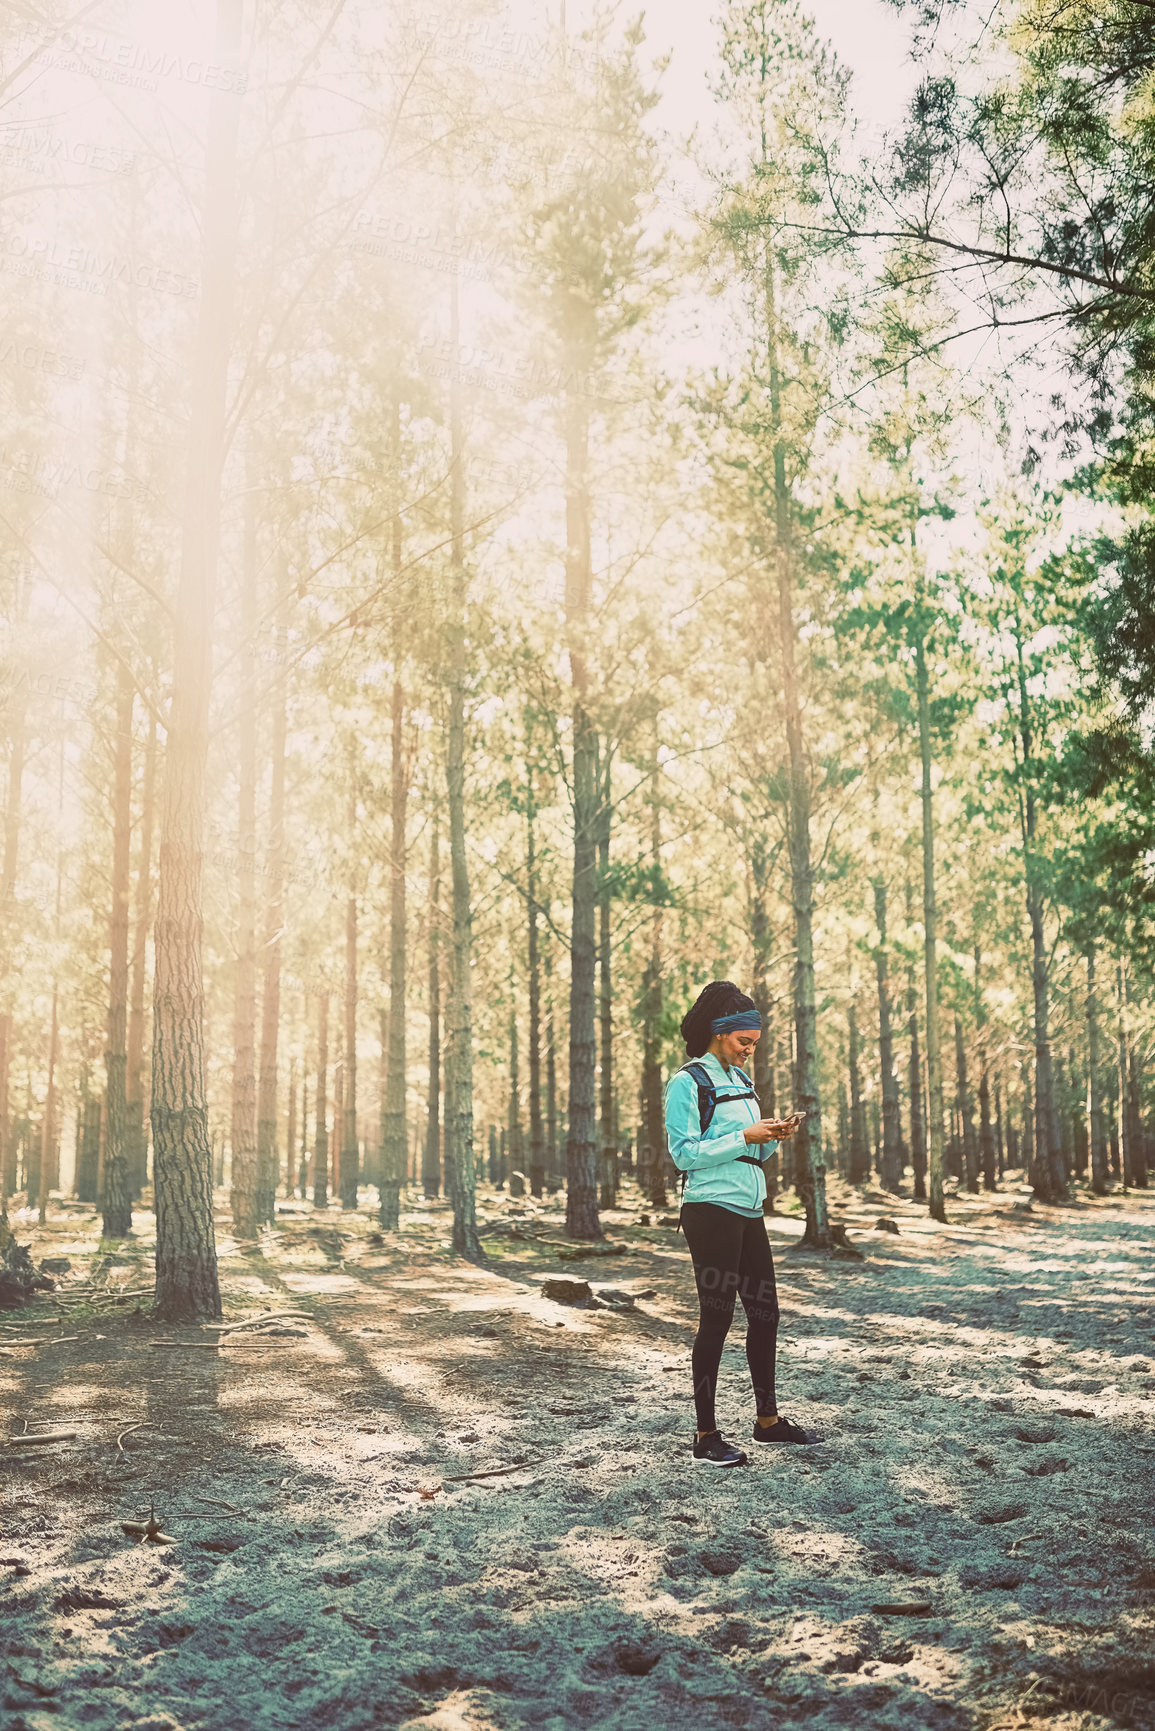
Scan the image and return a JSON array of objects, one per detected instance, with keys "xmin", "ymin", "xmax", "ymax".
[{"xmin": 2, "ymin": 1180, "xmax": 1153, "ymax": 1731}]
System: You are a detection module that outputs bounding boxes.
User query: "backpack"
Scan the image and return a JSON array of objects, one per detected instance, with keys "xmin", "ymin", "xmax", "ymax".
[{"xmin": 673, "ymin": 1062, "xmax": 765, "ymax": 1217}]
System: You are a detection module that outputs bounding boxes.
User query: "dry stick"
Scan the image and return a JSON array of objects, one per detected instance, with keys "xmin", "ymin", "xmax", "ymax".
[
  {"xmin": 190, "ymin": 1493, "xmax": 242, "ymax": 1514},
  {"xmin": 440, "ymin": 1456, "xmax": 546, "ymax": 1484},
  {"xmin": 116, "ymin": 1424, "xmax": 145, "ymax": 1452},
  {"xmin": 3, "ymin": 1429, "xmax": 79, "ymax": 1445},
  {"xmin": 0, "ymin": 1336, "xmax": 83, "ymax": 1349}
]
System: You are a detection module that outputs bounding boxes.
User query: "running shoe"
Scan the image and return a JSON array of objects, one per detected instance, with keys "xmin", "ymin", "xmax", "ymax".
[
  {"xmin": 691, "ymin": 1431, "xmax": 748, "ymax": 1467},
  {"xmin": 751, "ymin": 1416, "xmax": 823, "ymax": 1445}
]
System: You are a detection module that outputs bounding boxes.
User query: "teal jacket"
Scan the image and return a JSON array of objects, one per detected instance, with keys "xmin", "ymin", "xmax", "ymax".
[{"xmin": 663, "ymin": 1052, "xmax": 776, "ymax": 1219}]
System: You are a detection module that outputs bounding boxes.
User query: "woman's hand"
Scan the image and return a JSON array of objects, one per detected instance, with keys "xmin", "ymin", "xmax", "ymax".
[
  {"xmin": 744, "ymin": 1114, "xmax": 804, "ymax": 1145},
  {"xmin": 744, "ymin": 1119, "xmax": 784, "ymax": 1145}
]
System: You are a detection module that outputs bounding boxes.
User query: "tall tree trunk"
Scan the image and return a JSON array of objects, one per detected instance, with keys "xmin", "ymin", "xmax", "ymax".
[
  {"xmin": 126, "ymin": 714, "xmax": 156, "ymax": 1200},
  {"xmin": 102, "ymin": 661, "xmax": 134, "ymax": 1237},
  {"xmin": 0, "ymin": 1013, "xmax": 11, "ymax": 1216},
  {"xmin": 955, "ymin": 1015, "xmax": 978, "ymax": 1193},
  {"xmin": 38, "ymin": 986, "xmax": 59, "ymax": 1225},
  {"xmin": 1117, "ymin": 961, "xmax": 1140, "ymax": 1188},
  {"xmin": 526, "ymin": 786, "xmax": 545, "ymax": 1200},
  {"xmin": 256, "ymin": 590, "xmax": 288, "ymax": 1226},
  {"xmin": 342, "ymin": 776, "xmax": 360, "ymax": 1212},
  {"xmin": 873, "ymin": 880, "xmax": 902, "ymax": 1193},
  {"xmin": 381, "ymin": 671, "xmax": 408, "ymax": 1227},
  {"xmin": 152, "ymin": 0, "xmax": 240, "ymax": 1321},
  {"xmin": 640, "ymin": 746, "xmax": 665, "ymax": 1210},
  {"xmin": 908, "ymin": 1005, "xmax": 926, "ymax": 1200},
  {"xmin": 751, "ymin": 837, "xmax": 776, "ymax": 1211},
  {"xmin": 508, "ymin": 1006, "xmax": 522, "ymax": 1185},
  {"xmin": 1013, "ymin": 615, "xmax": 1064, "ymax": 1203},
  {"xmin": 847, "ymin": 997, "xmax": 868, "ymax": 1186},
  {"xmin": 767, "ymin": 282, "xmax": 829, "ymax": 1250},
  {"xmin": 546, "ymin": 957, "xmax": 558, "ymax": 1190},
  {"xmin": 313, "ymin": 993, "xmax": 329, "ymax": 1211},
  {"xmin": 229, "ymin": 483, "xmax": 259, "ymax": 1239},
  {"xmin": 1, "ymin": 576, "xmax": 28, "ymax": 1209},
  {"xmin": 598, "ymin": 761, "xmax": 616, "ymax": 1211},
  {"xmin": 564, "ymin": 382, "xmax": 601, "ymax": 1241},
  {"xmin": 286, "ymin": 1056, "xmax": 297, "ymax": 1198},
  {"xmin": 914, "ymin": 625, "xmax": 947, "ymax": 1223},
  {"xmin": 442, "ymin": 255, "xmax": 481, "ymax": 1260},
  {"xmin": 423, "ymin": 804, "xmax": 441, "ymax": 1199},
  {"xmin": 1086, "ymin": 948, "xmax": 1108, "ymax": 1194},
  {"xmin": 979, "ymin": 1068, "xmax": 996, "ymax": 1190}
]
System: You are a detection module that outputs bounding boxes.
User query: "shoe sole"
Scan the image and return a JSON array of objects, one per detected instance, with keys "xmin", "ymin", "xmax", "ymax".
[{"xmin": 692, "ymin": 1454, "xmax": 749, "ymax": 1467}]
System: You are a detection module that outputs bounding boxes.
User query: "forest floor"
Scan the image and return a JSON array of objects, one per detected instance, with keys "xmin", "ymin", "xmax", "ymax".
[{"xmin": 1, "ymin": 1175, "xmax": 1154, "ymax": 1731}]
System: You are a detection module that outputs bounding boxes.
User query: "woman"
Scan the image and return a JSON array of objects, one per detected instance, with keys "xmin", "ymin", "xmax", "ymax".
[{"xmin": 665, "ymin": 979, "xmax": 821, "ymax": 1466}]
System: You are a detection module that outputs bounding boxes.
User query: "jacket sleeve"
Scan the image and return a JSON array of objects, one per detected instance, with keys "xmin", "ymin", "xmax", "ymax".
[{"xmin": 664, "ymin": 1069, "xmax": 752, "ymax": 1173}]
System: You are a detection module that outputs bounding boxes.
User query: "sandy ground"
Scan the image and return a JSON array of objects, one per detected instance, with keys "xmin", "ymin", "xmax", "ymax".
[{"xmin": 1, "ymin": 1174, "xmax": 1153, "ymax": 1731}]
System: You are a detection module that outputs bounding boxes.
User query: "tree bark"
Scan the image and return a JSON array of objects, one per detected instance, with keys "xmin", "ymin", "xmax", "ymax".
[
  {"xmin": 342, "ymin": 777, "xmax": 360, "ymax": 1213},
  {"xmin": 750, "ymin": 837, "xmax": 777, "ymax": 1211},
  {"xmin": 102, "ymin": 661, "xmax": 134, "ymax": 1238},
  {"xmin": 152, "ymin": 0, "xmax": 241, "ymax": 1322},
  {"xmin": 873, "ymin": 881, "xmax": 903, "ymax": 1193},
  {"xmin": 641, "ymin": 746, "xmax": 666, "ymax": 1210},
  {"xmin": 38, "ymin": 986, "xmax": 59, "ymax": 1225},
  {"xmin": 422, "ymin": 803, "xmax": 441, "ymax": 1199},
  {"xmin": 286, "ymin": 1056, "xmax": 297, "ymax": 1198},
  {"xmin": 526, "ymin": 785, "xmax": 545, "ymax": 1200},
  {"xmin": 1086, "ymin": 948, "xmax": 1108, "ymax": 1194},
  {"xmin": 443, "ymin": 255, "xmax": 481, "ymax": 1260},
  {"xmin": 507, "ymin": 1006, "xmax": 522, "ymax": 1185},
  {"xmin": 546, "ymin": 959, "xmax": 558, "ymax": 1190},
  {"xmin": 126, "ymin": 714, "xmax": 156, "ymax": 1199},
  {"xmin": 847, "ymin": 997, "xmax": 868, "ymax": 1186},
  {"xmin": 915, "ymin": 624, "xmax": 946, "ymax": 1224},
  {"xmin": 256, "ymin": 591, "xmax": 288, "ymax": 1226},
  {"xmin": 313, "ymin": 993, "xmax": 329, "ymax": 1211},
  {"xmin": 597, "ymin": 759, "xmax": 616, "ymax": 1211},
  {"xmin": 229, "ymin": 482, "xmax": 259, "ymax": 1240},
  {"xmin": 767, "ymin": 279, "xmax": 829, "ymax": 1249},
  {"xmin": 1012, "ymin": 612, "xmax": 1065, "ymax": 1202},
  {"xmin": 564, "ymin": 384, "xmax": 601, "ymax": 1241},
  {"xmin": 955, "ymin": 1015, "xmax": 978, "ymax": 1193}
]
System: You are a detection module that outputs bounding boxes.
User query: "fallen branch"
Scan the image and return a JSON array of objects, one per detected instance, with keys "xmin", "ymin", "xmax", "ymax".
[
  {"xmin": 870, "ymin": 1600, "xmax": 932, "ymax": 1616},
  {"xmin": 0, "ymin": 1335, "xmax": 82, "ymax": 1349},
  {"xmin": 190, "ymin": 1493, "xmax": 242, "ymax": 1514},
  {"xmin": 3, "ymin": 1429, "xmax": 79, "ymax": 1446},
  {"xmin": 122, "ymin": 1513, "xmax": 177, "ymax": 1544},
  {"xmin": 441, "ymin": 1456, "xmax": 545, "ymax": 1483},
  {"xmin": 116, "ymin": 1423, "xmax": 145, "ymax": 1452}
]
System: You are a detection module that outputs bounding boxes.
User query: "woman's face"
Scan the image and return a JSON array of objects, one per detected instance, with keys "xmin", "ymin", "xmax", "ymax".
[{"xmin": 714, "ymin": 1028, "xmax": 761, "ymax": 1068}]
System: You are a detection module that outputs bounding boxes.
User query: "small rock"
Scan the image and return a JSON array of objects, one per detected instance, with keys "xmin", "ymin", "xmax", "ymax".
[
  {"xmin": 976, "ymin": 1502, "xmax": 1028, "ymax": 1525},
  {"xmin": 874, "ymin": 1219, "xmax": 900, "ymax": 1234},
  {"xmin": 700, "ymin": 1548, "xmax": 741, "ymax": 1576},
  {"xmin": 542, "ymin": 1279, "xmax": 593, "ymax": 1306}
]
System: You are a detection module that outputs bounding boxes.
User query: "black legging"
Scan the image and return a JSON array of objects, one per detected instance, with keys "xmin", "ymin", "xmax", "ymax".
[{"xmin": 680, "ymin": 1201, "xmax": 780, "ymax": 1433}]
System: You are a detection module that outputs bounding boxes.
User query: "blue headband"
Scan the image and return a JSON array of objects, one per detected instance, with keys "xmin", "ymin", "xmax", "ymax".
[{"xmin": 711, "ymin": 1009, "xmax": 762, "ymax": 1035}]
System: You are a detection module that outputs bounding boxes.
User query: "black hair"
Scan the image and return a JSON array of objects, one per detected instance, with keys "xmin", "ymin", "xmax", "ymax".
[{"xmin": 680, "ymin": 980, "xmax": 756, "ymax": 1058}]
